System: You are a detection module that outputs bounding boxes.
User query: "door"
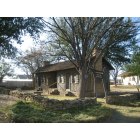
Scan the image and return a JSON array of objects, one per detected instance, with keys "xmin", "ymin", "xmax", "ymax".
[{"xmin": 66, "ymin": 74, "xmax": 71, "ymax": 90}]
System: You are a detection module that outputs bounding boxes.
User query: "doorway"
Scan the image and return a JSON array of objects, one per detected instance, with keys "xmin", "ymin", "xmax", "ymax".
[{"xmin": 66, "ymin": 74, "xmax": 71, "ymax": 90}]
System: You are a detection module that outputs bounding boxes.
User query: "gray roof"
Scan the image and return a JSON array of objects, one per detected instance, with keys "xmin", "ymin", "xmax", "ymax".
[
  {"xmin": 35, "ymin": 61, "xmax": 75, "ymax": 73},
  {"xmin": 35, "ymin": 59, "xmax": 114, "ymax": 73}
]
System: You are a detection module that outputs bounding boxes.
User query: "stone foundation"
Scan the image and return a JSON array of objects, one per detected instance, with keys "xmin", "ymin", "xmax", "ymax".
[
  {"xmin": 9, "ymin": 90, "xmax": 97, "ymax": 110},
  {"xmin": 106, "ymin": 94, "xmax": 138, "ymax": 104},
  {"xmin": 0, "ymin": 87, "xmax": 10, "ymax": 95}
]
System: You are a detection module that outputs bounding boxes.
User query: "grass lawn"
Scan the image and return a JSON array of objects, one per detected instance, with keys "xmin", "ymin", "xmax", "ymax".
[
  {"xmin": 97, "ymin": 98, "xmax": 140, "ymax": 123},
  {"xmin": 1, "ymin": 86, "xmax": 140, "ymax": 123},
  {"xmin": 11, "ymin": 101, "xmax": 112, "ymax": 123},
  {"xmin": 110, "ymin": 85, "xmax": 139, "ymax": 92},
  {"xmin": 10, "ymin": 97, "xmax": 140, "ymax": 123}
]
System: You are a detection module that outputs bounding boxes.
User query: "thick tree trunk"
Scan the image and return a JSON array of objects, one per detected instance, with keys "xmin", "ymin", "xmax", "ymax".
[
  {"xmin": 114, "ymin": 77, "xmax": 117, "ymax": 87},
  {"xmin": 31, "ymin": 73, "xmax": 35, "ymax": 89},
  {"xmin": 0, "ymin": 77, "xmax": 2, "ymax": 84},
  {"xmin": 0, "ymin": 76, "xmax": 4, "ymax": 85},
  {"xmin": 79, "ymin": 67, "xmax": 87, "ymax": 98}
]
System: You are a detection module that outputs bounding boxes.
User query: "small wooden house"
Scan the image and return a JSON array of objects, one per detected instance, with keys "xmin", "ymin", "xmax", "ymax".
[{"xmin": 35, "ymin": 56, "xmax": 113, "ymax": 97}]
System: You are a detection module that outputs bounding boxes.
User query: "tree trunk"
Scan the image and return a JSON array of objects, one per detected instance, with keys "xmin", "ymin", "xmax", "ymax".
[
  {"xmin": 0, "ymin": 76, "xmax": 4, "ymax": 85},
  {"xmin": 114, "ymin": 77, "xmax": 117, "ymax": 87},
  {"xmin": 0, "ymin": 77, "xmax": 2, "ymax": 84},
  {"xmin": 79, "ymin": 67, "xmax": 87, "ymax": 98},
  {"xmin": 31, "ymin": 73, "xmax": 35, "ymax": 89}
]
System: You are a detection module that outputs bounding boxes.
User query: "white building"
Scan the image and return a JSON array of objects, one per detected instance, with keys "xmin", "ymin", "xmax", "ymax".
[{"xmin": 118, "ymin": 72, "xmax": 140, "ymax": 85}]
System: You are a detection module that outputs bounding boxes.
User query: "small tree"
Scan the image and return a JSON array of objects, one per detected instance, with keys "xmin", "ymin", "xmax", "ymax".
[
  {"xmin": 16, "ymin": 44, "xmax": 60, "ymax": 87},
  {"xmin": 0, "ymin": 60, "xmax": 13, "ymax": 84},
  {"xmin": 106, "ymin": 43, "xmax": 131, "ymax": 86},
  {"xmin": 125, "ymin": 51, "xmax": 140, "ymax": 92}
]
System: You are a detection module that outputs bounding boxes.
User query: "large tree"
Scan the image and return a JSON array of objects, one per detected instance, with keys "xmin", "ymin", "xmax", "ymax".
[
  {"xmin": 0, "ymin": 17, "xmax": 45, "ymax": 58},
  {"xmin": 42, "ymin": 17, "xmax": 138, "ymax": 98}
]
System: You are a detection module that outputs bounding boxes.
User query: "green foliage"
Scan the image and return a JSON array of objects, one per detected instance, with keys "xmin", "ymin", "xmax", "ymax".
[
  {"xmin": 11, "ymin": 101, "xmax": 111, "ymax": 123},
  {"xmin": 0, "ymin": 60, "xmax": 13, "ymax": 83},
  {"xmin": 0, "ymin": 17, "xmax": 45, "ymax": 58},
  {"xmin": 125, "ymin": 51, "xmax": 140, "ymax": 76}
]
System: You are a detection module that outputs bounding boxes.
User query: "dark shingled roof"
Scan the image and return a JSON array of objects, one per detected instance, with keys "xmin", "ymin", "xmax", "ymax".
[
  {"xmin": 35, "ymin": 61, "xmax": 75, "ymax": 73},
  {"xmin": 35, "ymin": 59, "xmax": 114, "ymax": 73}
]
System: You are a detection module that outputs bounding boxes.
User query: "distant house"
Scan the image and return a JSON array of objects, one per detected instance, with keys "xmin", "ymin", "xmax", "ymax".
[
  {"xmin": 118, "ymin": 72, "xmax": 140, "ymax": 85},
  {"xmin": 35, "ymin": 51, "xmax": 114, "ymax": 97}
]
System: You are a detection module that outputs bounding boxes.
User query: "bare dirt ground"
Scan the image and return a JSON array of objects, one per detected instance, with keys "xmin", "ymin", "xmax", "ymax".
[{"xmin": 0, "ymin": 95, "xmax": 19, "ymax": 123}]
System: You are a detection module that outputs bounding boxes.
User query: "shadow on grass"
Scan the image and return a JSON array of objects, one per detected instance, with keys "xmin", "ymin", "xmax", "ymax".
[
  {"xmin": 104, "ymin": 108, "xmax": 140, "ymax": 123},
  {"xmin": 98, "ymin": 99, "xmax": 140, "ymax": 123},
  {"xmin": 107, "ymin": 100, "xmax": 140, "ymax": 107}
]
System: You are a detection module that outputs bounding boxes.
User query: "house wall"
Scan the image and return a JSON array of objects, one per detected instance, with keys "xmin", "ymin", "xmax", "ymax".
[
  {"xmin": 57, "ymin": 69, "xmax": 80, "ymax": 96},
  {"xmin": 35, "ymin": 72, "xmax": 57, "ymax": 92},
  {"xmin": 56, "ymin": 67, "xmax": 110, "ymax": 97}
]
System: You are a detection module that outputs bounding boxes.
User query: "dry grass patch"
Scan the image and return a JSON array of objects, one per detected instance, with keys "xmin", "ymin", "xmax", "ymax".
[{"xmin": 110, "ymin": 85, "xmax": 138, "ymax": 92}]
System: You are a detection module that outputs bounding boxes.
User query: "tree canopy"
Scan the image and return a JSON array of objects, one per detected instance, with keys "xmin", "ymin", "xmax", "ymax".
[
  {"xmin": 125, "ymin": 51, "xmax": 140, "ymax": 76},
  {"xmin": 0, "ymin": 17, "xmax": 45, "ymax": 58}
]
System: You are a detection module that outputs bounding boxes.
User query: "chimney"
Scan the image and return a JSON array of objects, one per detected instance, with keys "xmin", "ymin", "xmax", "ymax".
[
  {"xmin": 92, "ymin": 48, "xmax": 103, "ymax": 71},
  {"xmin": 43, "ymin": 61, "xmax": 50, "ymax": 67},
  {"xmin": 92, "ymin": 48, "xmax": 103, "ymax": 57}
]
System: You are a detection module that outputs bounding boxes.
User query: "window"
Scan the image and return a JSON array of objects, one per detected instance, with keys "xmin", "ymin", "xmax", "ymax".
[
  {"xmin": 74, "ymin": 74, "xmax": 79, "ymax": 83},
  {"xmin": 57, "ymin": 76, "xmax": 60, "ymax": 83},
  {"xmin": 61, "ymin": 75, "xmax": 64, "ymax": 83},
  {"xmin": 43, "ymin": 75, "xmax": 46, "ymax": 83},
  {"xmin": 70, "ymin": 75, "xmax": 74, "ymax": 83},
  {"xmin": 58, "ymin": 74, "xmax": 65, "ymax": 83}
]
